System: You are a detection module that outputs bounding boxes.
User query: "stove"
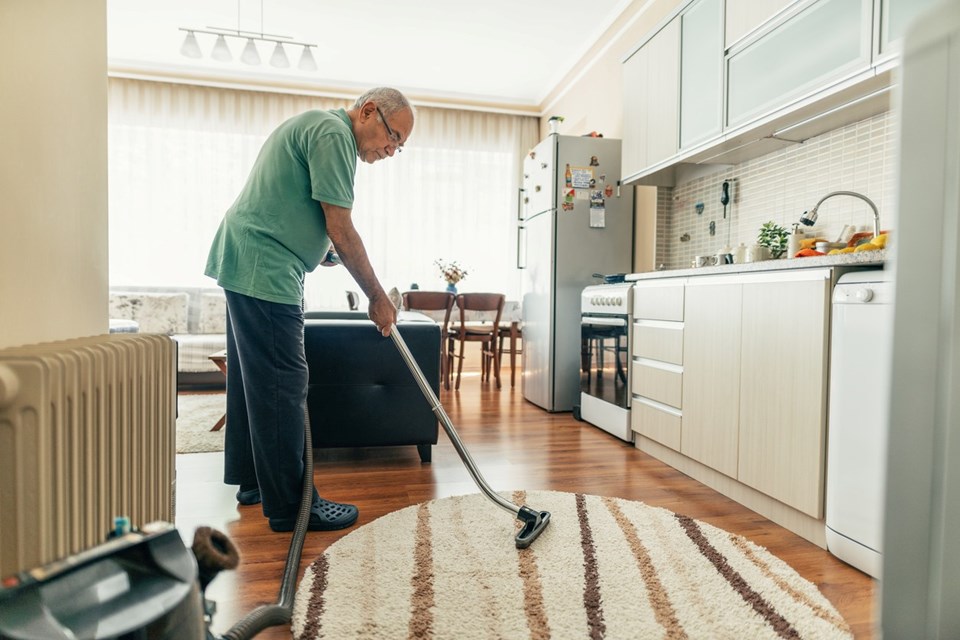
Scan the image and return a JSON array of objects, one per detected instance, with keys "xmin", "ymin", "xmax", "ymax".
[{"xmin": 578, "ymin": 283, "xmax": 634, "ymax": 442}]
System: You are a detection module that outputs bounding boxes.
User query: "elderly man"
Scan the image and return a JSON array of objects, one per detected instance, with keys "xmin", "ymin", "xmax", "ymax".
[{"xmin": 205, "ymin": 87, "xmax": 414, "ymax": 532}]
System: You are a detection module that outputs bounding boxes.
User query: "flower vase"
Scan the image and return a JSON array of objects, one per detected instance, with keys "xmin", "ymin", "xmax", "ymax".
[{"xmin": 445, "ymin": 282, "xmax": 457, "ymax": 295}]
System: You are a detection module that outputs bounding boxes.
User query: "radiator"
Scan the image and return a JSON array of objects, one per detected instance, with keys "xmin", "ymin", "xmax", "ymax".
[{"xmin": 0, "ymin": 334, "xmax": 177, "ymax": 577}]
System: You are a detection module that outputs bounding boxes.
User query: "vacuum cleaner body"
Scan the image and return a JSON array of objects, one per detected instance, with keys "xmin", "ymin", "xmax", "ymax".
[{"xmin": 0, "ymin": 522, "xmax": 210, "ymax": 640}]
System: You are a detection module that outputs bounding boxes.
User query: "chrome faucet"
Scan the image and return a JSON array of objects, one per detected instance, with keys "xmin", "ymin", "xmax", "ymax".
[{"xmin": 800, "ymin": 190, "xmax": 881, "ymax": 238}]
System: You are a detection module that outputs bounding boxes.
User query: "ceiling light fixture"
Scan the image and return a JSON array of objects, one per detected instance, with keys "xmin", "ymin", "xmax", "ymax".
[{"xmin": 178, "ymin": 0, "xmax": 316, "ymax": 71}]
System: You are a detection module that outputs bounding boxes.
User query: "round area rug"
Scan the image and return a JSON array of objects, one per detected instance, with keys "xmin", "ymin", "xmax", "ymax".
[
  {"xmin": 292, "ymin": 490, "xmax": 852, "ymax": 640},
  {"xmin": 176, "ymin": 393, "xmax": 225, "ymax": 454}
]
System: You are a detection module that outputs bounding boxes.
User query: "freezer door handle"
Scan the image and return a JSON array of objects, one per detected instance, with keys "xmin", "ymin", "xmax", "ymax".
[
  {"xmin": 517, "ymin": 225, "xmax": 527, "ymax": 269},
  {"xmin": 517, "ymin": 187, "xmax": 526, "ymax": 221}
]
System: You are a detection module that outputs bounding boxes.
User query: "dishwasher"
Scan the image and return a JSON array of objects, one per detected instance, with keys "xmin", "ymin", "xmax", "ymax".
[{"xmin": 825, "ymin": 269, "xmax": 894, "ymax": 579}]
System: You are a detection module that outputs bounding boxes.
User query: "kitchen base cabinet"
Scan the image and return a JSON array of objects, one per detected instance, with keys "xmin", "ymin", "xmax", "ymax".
[
  {"xmin": 737, "ymin": 275, "xmax": 831, "ymax": 518},
  {"xmin": 628, "ymin": 267, "xmax": 835, "ymax": 546},
  {"xmin": 681, "ymin": 280, "xmax": 742, "ymax": 478}
]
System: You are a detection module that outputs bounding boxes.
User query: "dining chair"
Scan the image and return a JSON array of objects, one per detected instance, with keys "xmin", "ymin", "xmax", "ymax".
[
  {"xmin": 345, "ymin": 290, "xmax": 360, "ymax": 311},
  {"xmin": 448, "ymin": 293, "xmax": 505, "ymax": 390},
  {"xmin": 402, "ymin": 290, "xmax": 456, "ymax": 389},
  {"xmin": 494, "ymin": 323, "xmax": 523, "ymax": 388}
]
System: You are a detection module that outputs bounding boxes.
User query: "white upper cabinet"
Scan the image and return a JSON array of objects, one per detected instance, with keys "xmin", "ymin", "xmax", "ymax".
[
  {"xmin": 680, "ymin": 0, "xmax": 724, "ymax": 149},
  {"xmin": 876, "ymin": 0, "xmax": 941, "ymax": 59},
  {"xmin": 726, "ymin": 0, "xmax": 871, "ymax": 127},
  {"xmin": 622, "ymin": 18, "xmax": 680, "ymax": 180},
  {"xmin": 725, "ymin": 0, "xmax": 796, "ymax": 47}
]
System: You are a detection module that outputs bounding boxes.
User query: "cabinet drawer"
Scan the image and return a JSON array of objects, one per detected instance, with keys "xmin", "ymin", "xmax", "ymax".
[
  {"xmin": 633, "ymin": 321, "xmax": 683, "ymax": 364},
  {"xmin": 632, "ymin": 397, "xmax": 682, "ymax": 451},
  {"xmin": 632, "ymin": 361, "xmax": 682, "ymax": 408},
  {"xmin": 634, "ymin": 284, "xmax": 684, "ymax": 321}
]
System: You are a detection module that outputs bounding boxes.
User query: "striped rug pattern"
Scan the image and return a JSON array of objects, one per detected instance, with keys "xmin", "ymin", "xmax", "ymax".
[{"xmin": 292, "ymin": 490, "xmax": 852, "ymax": 639}]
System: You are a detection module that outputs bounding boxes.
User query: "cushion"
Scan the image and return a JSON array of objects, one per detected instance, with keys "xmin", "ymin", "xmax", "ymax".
[
  {"xmin": 109, "ymin": 293, "xmax": 189, "ymax": 335},
  {"xmin": 173, "ymin": 333, "xmax": 227, "ymax": 372},
  {"xmin": 198, "ymin": 291, "xmax": 227, "ymax": 334}
]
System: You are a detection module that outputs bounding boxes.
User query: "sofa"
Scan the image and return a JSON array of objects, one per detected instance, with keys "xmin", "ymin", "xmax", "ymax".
[
  {"xmin": 303, "ymin": 310, "xmax": 440, "ymax": 462},
  {"xmin": 108, "ymin": 287, "xmax": 227, "ymax": 389}
]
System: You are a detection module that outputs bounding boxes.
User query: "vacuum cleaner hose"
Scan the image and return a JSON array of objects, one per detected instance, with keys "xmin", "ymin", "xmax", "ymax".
[{"xmin": 217, "ymin": 405, "xmax": 314, "ymax": 640}]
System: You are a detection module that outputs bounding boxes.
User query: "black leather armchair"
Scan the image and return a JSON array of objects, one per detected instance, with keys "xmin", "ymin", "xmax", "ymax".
[{"xmin": 303, "ymin": 310, "xmax": 440, "ymax": 462}]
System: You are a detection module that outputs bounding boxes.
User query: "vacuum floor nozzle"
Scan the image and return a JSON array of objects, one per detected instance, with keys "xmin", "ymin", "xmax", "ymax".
[{"xmin": 515, "ymin": 506, "xmax": 551, "ymax": 549}]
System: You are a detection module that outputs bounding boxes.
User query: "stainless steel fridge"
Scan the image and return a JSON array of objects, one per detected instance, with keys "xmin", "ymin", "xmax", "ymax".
[{"xmin": 518, "ymin": 134, "xmax": 634, "ymax": 412}]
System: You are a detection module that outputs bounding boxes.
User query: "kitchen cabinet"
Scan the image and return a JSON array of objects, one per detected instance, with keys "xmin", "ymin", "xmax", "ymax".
[
  {"xmin": 631, "ymin": 281, "xmax": 684, "ymax": 450},
  {"xmin": 726, "ymin": 0, "xmax": 872, "ymax": 127},
  {"xmin": 737, "ymin": 273, "xmax": 830, "ymax": 518},
  {"xmin": 679, "ymin": 0, "xmax": 724, "ymax": 149},
  {"xmin": 725, "ymin": 0, "xmax": 796, "ymax": 48},
  {"xmin": 622, "ymin": 18, "xmax": 680, "ymax": 179},
  {"xmin": 630, "ymin": 268, "xmax": 832, "ymax": 518},
  {"xmin": 680, "ymin": 278, "xmax": 741, "ymax": 478},
  {"xmin": 876, "ymin": 0, "xmax": 941, "ymax": 59}
]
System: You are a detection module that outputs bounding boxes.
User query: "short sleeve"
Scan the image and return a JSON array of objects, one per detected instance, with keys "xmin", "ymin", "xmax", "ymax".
[{"xmin": 306, "ymin": 130, "xmax": 356, "ymax": 209}]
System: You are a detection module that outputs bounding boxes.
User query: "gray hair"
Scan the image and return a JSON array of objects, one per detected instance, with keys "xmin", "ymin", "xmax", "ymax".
[{"xmin": 353, "ymin": 87, "xmax": 415, "ymax": 119}]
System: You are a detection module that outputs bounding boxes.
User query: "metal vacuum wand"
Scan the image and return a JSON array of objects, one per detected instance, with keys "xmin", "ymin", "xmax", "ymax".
[{"xmin": 389, "ymin": 324, "xmax": 551, "ymax": 548}]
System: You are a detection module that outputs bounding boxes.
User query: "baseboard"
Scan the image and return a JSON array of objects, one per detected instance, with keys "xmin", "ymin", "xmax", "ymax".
[{"xmin": 637, "ymin": 436, "xmax": 827, "ymax": 548}]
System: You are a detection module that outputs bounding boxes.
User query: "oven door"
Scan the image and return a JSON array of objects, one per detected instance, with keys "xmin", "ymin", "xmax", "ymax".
[{"xmin": 580, "ymin": 315, "xmax": 630, "ymax": 409}]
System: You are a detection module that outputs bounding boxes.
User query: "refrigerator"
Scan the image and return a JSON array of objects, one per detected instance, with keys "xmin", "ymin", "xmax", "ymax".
[{"xmin": 518, "ymin": 134, "xmax": 634, "ymax": 412}]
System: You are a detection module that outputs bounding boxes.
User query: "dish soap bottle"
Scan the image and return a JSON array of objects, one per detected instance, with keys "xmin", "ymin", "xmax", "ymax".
[
  {"xmin": 733, "ymin": 242, "xmax": 747, "ymax": 264},
  {"xmin": 787, "ymin": 223, "xmax": 803, "ymax": 259}
]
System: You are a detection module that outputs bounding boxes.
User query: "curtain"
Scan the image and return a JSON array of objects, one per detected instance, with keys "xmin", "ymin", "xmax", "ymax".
[{"xmin": 107, "ymin": 78, "xmax": 540, "ymax": 308}]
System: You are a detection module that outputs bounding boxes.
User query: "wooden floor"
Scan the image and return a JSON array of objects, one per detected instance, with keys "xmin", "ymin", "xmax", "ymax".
[{"xmin": 176, "ymin": 371, "xmax": 877, "ymax": 639}]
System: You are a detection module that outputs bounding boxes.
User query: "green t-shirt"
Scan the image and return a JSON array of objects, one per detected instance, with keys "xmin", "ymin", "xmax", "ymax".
[{"xmin": 205, "ymin": 108, "xmax": 357, "ymax": 305}]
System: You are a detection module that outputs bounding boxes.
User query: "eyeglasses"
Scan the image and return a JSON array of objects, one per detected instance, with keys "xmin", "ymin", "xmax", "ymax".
[{"xmin": 375, "ymin": 106, "xmax": 403, "ymax": 153}]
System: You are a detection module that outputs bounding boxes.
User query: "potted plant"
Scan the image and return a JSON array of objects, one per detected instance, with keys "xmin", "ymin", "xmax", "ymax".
[
  {"xmin": 757, "ymin": 221, "xmax": 789, "ymax": 259},
  {"xmin": 547, "ymin": 115, "xmax": 564, "ymax": 134}
]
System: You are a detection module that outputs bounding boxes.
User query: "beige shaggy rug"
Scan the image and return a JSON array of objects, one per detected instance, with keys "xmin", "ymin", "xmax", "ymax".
[
  {"xmin": 292, "ymin": 490, "xmax": 852, "ymax": 640},
  {"xmin": 176, "ymin": 393, "xmax": 225, "ymax": 454}
]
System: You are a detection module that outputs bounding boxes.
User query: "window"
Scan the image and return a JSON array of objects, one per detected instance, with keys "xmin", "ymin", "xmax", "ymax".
[{"xmin": 108, "ymin": 79, "xmax": 539, "ymax": 308}]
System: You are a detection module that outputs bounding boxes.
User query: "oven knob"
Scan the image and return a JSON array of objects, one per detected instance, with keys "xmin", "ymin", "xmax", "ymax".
[{"xmin": 615, "ymin": 297, "xmax": 622, "ymax": 305}]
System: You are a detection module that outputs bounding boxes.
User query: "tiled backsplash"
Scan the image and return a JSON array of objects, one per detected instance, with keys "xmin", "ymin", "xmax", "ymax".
[{"xmin": 656, "ymin": 111, "xmax": 897, "ymax": 270}]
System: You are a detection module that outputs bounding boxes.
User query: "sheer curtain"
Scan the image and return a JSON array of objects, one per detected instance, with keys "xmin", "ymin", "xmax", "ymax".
[{"xmin": 107, "ymin": 78, "xmax": 540, "ymax": 308}]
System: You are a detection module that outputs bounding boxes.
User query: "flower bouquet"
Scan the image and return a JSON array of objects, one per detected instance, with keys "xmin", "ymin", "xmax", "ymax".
[{"xmin": 435, "ymin": 259, "xmax": 468, "ymax": 293}]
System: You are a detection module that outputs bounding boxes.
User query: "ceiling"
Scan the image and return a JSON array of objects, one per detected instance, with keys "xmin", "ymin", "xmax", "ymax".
[{"xmin": 107, "ymin": 0, "xmax": 632, "ymax": 112}]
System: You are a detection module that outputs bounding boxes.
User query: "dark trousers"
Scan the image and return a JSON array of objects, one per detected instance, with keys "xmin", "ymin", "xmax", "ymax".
[{"xmin": 223, "ymin": 289, "xmax": 311, "ymax": 519}]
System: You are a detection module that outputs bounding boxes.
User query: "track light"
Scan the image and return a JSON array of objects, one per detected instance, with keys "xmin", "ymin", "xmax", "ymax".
[
  {"xmin": 269, "ymin": 42, "xmax": 289, "ymax": 68},
  {"xmin": 240, "ymin": 38, "xmax": 260, "ymax": 65},
  {"xmin": 211, "ymin": 35, "xmax": 232, "ymax": 62},
  {"xmin": 178, "ymin": 0, "xmax": 317, "ymax": 72},
  {"xmin": 298, "ymin": 46, "xmax": 317, "ymax": 71},
  {"xmin": 180, "ymin": 31, "xmax": 202, "ymax": 58}
]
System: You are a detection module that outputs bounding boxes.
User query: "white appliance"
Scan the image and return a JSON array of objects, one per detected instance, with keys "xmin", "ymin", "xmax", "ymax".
[
  {"xmin": 881, "ymin": 3, "xmax": 960, "ymax": 634},
  {"xmin": 518, "ymin": 135, "xmax": 634, "ymax": 412},
  {"xmin": 825, "ymin": 270, "xmax": 893, "ymax": 578},
  {"xmin": 579, "ymin": 282, "xmax": 633, "ymax": 441}
]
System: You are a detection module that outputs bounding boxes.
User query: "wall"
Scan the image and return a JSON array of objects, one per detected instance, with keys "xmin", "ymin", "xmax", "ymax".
[
  {"xmin": 659, "ymin": 110, "xmax": 898, "ymax": 269},
  {"xmin": 0, "ymin": 0, "xmax": 108, "ymax": 349},
  {"xmin": 537, "ymin": 0, "xmax": 684, "ymax": 274}
]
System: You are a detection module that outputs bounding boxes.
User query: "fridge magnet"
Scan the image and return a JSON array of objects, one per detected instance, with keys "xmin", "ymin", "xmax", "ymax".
[
  {"xmin": 576, "ymin": 189, "xmax": 589, "ymax": 200},
  {"xmin": 604, "ymin": 183, "xmax": 614, "ymax": 198},
  {"xmin": 589, "ymin": 178, "xmax": 596, "ymax": 188},
  {"xmin": 529, "ymin": 150, "xmax": 536, "ymax": 159},
  {"xmin": 564, "ymin": 188, "xmax": 575, "ymax": 203},
  {"xmin": 570, "ymin": 167, "xmax": 593, "ymax": 189},
  {"xmin": 562, "ymin": 201, "xmax": 575, "ymax": 212},
  {"xmin": 599, "ymin": 174, "xmax": 606, "ymax": 183},
  {"xmin": 565, "ymin": 163, "xmax": 572, "ymax": 186},
  {"xmin": 590, "ymin": 191, "xmax": 605, "ymax": 227},
  {"xmin": 589, "ymin": 155, "xmax": 599, "ymax": 167}
]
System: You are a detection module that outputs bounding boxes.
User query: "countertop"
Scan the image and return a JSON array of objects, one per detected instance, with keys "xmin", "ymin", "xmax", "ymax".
[{"xmin": 626, "ymin": 249, "xmax": 888, "ymax": 281}]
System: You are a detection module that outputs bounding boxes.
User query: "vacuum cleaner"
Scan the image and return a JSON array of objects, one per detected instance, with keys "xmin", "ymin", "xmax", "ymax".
[{"xmin": 0, "ymin": 324, "xmax": 550, "ymax": 639}]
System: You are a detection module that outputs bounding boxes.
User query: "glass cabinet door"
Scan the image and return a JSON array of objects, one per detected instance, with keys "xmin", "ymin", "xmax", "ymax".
[
  {"xmin": 680, "ymin": 0, "xmax": 724, "ymax": 149},
  {"xmin": 878, "ymin": 0, "xmax": 941, "ymax": 57},
  {"xmin": 726, "ymin": 0, "xmax": 871, "ymax": 127}
]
